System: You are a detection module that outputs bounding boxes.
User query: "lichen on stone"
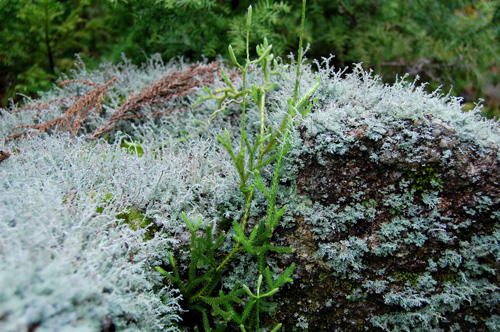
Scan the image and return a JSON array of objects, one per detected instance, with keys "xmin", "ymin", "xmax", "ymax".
[
  {"xmin": 269, "ymin": 58, "xmax": 500, "ymax": 331},
  {"xmin": 1, "ymin": 54, "xmax": 499, "ymax": 331}
]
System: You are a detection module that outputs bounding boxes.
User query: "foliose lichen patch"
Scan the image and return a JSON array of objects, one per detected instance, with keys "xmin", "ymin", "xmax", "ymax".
[{"xmin": 270, "ymin": 61, "xmax": 500, "ymax": 331}]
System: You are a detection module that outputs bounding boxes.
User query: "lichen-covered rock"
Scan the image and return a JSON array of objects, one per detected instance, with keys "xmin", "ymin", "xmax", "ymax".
[
  {"xmin": 269, "ymin": 62, "xmax": 500, "ymax": 331},
  {"xmin": 1, "ymin": 56, "xmax": 499, "ymax": 331}
]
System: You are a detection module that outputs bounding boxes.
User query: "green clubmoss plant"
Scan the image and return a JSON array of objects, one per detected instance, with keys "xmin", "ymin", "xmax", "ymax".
[{"xmin": 156, "ymin": 1, "xmax": 319, "ymax": 331}]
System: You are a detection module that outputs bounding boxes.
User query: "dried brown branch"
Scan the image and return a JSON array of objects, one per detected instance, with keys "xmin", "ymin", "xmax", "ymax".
[
  {"xmin": 8, "ymin": 77, "xmax": 117, "ymax": 140},
  {"xmin": 90, "ymin": 62, "xmax": 230, "ymax": 139},
  {"xmin": 7, "ymin": 62, "xmax": 238, "ymax": 142},
  {"xmin": 59, "ymin": 79, "xmax": 100, "ymax": 88},
  {"xmin": 13, "ymin": 96, "xmax": 77, "ymax": 115},
  {"xmin": 114, "ymin": 106, "xmax": 191, "ymax": 122}
]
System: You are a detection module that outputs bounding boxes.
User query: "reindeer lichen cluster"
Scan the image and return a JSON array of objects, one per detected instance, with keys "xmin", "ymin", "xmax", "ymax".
[{"xmin": 155, "ymin": 2, "xmax": 318, "ymax": 331}]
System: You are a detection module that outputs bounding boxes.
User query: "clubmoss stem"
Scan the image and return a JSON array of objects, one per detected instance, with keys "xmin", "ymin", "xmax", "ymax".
[{"xmin": 293, "ymin": 0, "xmax": 307, "ymax": 105}]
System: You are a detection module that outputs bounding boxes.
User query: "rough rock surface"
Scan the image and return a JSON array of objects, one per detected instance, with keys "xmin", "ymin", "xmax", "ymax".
[{"xmin": 267, "ymin": 67, "xmax": 500, "ymax": 331}]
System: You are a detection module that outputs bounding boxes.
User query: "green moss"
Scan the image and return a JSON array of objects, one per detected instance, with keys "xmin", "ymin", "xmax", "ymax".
[
  {"xmin": 393, "ymin": 271, "xmax": 421, "ymax": 286},
  {"xmin": 96, "ymin": 193, "xmax": 158, "ymax": 241},
  {"xmin": 408, "ymin": 166, "xmax": 443, "ymax": 194},
  {"xmin": 362, "ymin": 199, "xmax": 378, "ymax": 209},
  {"xmin": 117, "ymin": 207, "xmax": 158, "ymax": 241},
  {"xmin": 434, "ymin": 271, "xmax": 458, "ymax": 284},
  {"xmin": 319, "ymin": 274, "xmax": 362, "ymax": 291}
]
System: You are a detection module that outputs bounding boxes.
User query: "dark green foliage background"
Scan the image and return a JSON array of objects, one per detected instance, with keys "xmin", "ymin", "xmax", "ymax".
[
  {"xmin": 1, "ymin": 0, "xmax": 499, "ymax": 115},
  {"xmin": 0, "ymin": 0, "xmax": 131, "ymax": 105}
]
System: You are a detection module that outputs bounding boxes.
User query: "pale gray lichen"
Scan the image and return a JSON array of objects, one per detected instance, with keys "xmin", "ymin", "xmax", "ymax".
[
  {"xmin": 1, "ymin": 53, "xmax": 500, "ymax": 331},
  {"xmin": 266, "ymin": 57, "xmax": 500, "ymax": 330}
]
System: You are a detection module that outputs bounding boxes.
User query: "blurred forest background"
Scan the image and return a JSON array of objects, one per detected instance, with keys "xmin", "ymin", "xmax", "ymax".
[{"xmin": 1, "ymin": 0, "xmax": 499, "ymax": 117}]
